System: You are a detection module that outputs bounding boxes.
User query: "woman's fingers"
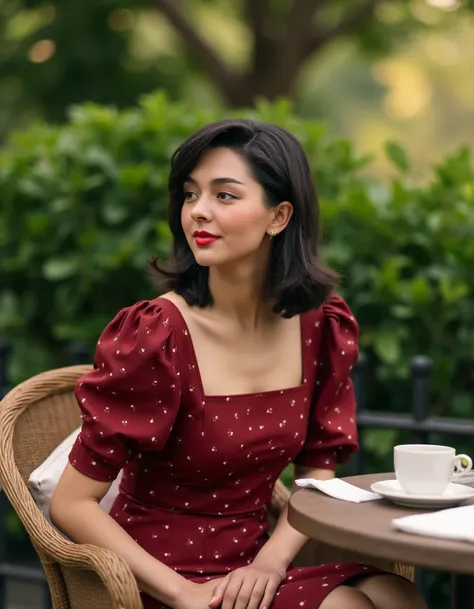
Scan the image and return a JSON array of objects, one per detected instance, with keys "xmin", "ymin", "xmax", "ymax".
[
  {"xmin": 244, "ymin": 579, "xmax": 268, "ymax": 609},
  {"xmin": 217, "ymin": 570, "xmax": 281, "ymax": 609},
  {"xmin": 233, "ymin": 579, "xmax": 259, "ymax": 609},
  {"xmin": 258, "ymin": 578, "xmax": 280, "ymax": 609},
  {"xmin": 209, "ymin": 576, "xmax": 229, "ymax": 608},
  {"xmin": 221, "ymin": 576, "xmax": 244, "ymax": 609}
]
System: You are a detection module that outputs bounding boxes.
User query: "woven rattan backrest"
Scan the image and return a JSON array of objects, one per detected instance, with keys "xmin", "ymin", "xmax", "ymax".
[{"xmin": 2, "ymin": 365, "xmax": 91, "ymax": 483}]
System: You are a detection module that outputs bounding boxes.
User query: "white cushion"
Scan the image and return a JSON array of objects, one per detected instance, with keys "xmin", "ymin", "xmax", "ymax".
[{"xmin": 28, "ymin": 427, "xmax": 121, "ymax": 527}]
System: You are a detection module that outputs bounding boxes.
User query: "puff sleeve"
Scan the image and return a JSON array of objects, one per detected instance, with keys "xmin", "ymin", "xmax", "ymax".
[
  {"xmin": 294, "ymin": 294, "xmax": 359, "ymax": 470},
  {"xmin": 68, "ymin": 300, "xmax": 181, "ymax": 482}
]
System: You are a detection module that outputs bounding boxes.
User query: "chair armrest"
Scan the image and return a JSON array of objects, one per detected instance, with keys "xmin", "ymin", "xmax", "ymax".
[
  {"xmin": 0, "ymin": 482, "xmax": 142, "ymax": 608},
  {"xmin": 51, "ymin": 539, "xmax": 143, "ymax": 609},
  {"xmin": 10, "ymin": 507, "xmax": 142, "ymax": 609}
]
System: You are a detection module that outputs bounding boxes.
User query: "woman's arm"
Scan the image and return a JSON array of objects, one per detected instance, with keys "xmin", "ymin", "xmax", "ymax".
[
  {"xmin": 50, "ymin": 464, "xmax": 190, "ymax": 607},
  {"xmin": 252, "ymin": 466, "xmax": 334, "ymax": 572}
]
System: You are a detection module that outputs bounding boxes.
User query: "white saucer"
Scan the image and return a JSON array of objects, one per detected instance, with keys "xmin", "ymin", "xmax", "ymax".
[{"xmin": 370, "ymin": 479, "xmax": 474, "ymax": 509}]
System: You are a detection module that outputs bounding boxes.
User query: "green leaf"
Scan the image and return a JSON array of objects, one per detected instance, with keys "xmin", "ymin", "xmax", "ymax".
[
  {"xmin": 385, "ymin": 141, "xmax": 410, "ymax": 172},
  {"xmin": 102, "ymin": 201, "xmax": 129, "ymax": 224},
  {"xmin": 410, "ymin": 276, "xmax": 432, "ymax": 304},
  {"xmin": 440, "ymin": 278, "xmax": 469, "ymax": 304},
  {"xmin": 390, "ymin": 304, "xmax": 413, "ymax": 319},
  {"xmin": 373, "ymin": 330, "xmax": 401, "ymax": 365},
  {"xmin": 43, "ymin": 257, "xmax": 79, "ymax": 280}
]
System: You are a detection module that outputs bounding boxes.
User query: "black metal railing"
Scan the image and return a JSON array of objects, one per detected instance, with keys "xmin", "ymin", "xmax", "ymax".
[
  {"xmin": 0, "ymin": 339, "xmax": 472, "ymax": 608},
  {"xmin": 352, "ymin": 353, "xmax": 474, "ymax": 473}
]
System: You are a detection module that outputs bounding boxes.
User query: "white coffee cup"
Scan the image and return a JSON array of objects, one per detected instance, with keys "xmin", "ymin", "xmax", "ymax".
[{"xmin": 394, "ymin": 444, "xmax": 473, "ymax": 496}]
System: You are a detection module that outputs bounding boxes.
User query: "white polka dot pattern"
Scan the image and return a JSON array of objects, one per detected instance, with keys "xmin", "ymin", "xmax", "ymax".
[{"xmin": 67, "ymin": 294, "xmax": 377, "ymax": 609}]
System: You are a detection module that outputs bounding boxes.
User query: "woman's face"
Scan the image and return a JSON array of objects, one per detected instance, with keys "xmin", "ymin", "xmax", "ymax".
[{"xmin": 181, "ymin": 147, "xmax": 290, "ymax": 269}]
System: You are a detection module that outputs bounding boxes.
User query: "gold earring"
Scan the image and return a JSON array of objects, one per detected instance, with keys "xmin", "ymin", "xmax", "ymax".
[{"xmin": 269, "ymin": 229, "xmax": 276, "ymax": 238}]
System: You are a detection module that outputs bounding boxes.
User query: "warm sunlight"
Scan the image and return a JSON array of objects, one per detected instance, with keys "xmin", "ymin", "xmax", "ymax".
[
  {"xmin": 373, "ymin": 59, "xmax": 432, "ymax": 119},
  {"xmin": 426, "ymin": 0, "xmax": 462, "ymax": 10}
]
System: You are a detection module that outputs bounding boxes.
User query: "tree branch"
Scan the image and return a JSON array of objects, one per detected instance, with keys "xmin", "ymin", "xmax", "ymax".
[
  {"xmin": 283, "ymin": 0, "xmax": 322, "ymax": 57},
  {"xmin": 263, "ymin": 0, "xmax": 322, "ymax": 96},
  {"xmin": 245, "ymin": 0, "xmax": 274, "ymax": 73},
  {"xmin": 150, "ymin": 0, "xmax": 243, "ymax": 103},
  {"xmin": 247, "ymin": 0, "xmax": 322, "ymax": 98},
  {"xmin": 245, "ymin": 0, "xmax": 271, "ymax": 40},
  {"xmin": 307, "ymin": 0, "xmax": 383, "ymax": 58}
]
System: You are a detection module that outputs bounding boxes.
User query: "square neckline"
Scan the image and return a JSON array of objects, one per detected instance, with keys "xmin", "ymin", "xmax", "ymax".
[{"xmin": 155, "ymin": 296, "xmax": 309, "ymax": 402}]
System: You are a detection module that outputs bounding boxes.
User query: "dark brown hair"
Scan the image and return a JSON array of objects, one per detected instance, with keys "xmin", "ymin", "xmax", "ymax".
[{"xmin": 149, "ymin": 119, "xmax": 338, "ymax": 317}]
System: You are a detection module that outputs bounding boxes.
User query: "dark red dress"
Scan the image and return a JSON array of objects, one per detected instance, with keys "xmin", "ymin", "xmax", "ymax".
[{"xmin": 69, "ymin": 294, "xmax": 382, "ymax": 608}]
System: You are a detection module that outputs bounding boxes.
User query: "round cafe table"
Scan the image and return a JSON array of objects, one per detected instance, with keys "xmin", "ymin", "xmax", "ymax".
[{"xmin": 288, "ymin": 473, "xmax": 474, "ymax": 609}]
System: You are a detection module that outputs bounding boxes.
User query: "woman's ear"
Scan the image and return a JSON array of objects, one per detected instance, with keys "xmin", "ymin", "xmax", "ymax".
[{"xmin": 268, "ymin": 201, "xmax": 293, "ymax": 236}]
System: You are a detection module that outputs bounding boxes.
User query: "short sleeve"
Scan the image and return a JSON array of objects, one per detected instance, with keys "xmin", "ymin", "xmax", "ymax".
[
  {"xmin": 294, "ymin": 294, "xmax": 359, "ymax": 470},
  {"xmin": 68, "ymin": 300, "xmax": 181, "ymax": 482}
]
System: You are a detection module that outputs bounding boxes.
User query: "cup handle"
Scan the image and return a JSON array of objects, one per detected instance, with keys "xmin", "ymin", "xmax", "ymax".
[{"xmin": 453, "ymin": 454, "xmax": 473, "ymax": 477}]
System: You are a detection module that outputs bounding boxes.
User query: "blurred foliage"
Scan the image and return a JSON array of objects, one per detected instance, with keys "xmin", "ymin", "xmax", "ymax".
[
  {"xmin": 1, "ymin": 92, "xmax": 473, "ymax": 608},
  {"xmin": 0, "ymin": 0, "xmax": 193, "ymax": 137},
  {"xmin": 1, "ymin": 0, "xmax": 474, "ymax": 138}
]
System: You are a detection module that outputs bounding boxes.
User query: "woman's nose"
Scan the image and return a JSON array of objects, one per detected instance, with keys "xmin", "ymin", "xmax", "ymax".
[{"xmin": 190, "ymin": 195, "xmax": 212, "ymax": 222}]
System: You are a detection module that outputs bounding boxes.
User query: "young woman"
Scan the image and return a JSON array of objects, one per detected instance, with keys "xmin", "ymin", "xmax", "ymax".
[{"xmin": 50, "ymin": 120, "xmax": 426, "ymax": 609}]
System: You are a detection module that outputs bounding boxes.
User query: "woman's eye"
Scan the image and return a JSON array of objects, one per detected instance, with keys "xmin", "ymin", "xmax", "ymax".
[
  {"xmin": 184, "ymin": 191, "xmax": 197, "ymax": 202},
  {"xmin": 217, "ymin": 191, "xmax": 236, "ymax": 201}
]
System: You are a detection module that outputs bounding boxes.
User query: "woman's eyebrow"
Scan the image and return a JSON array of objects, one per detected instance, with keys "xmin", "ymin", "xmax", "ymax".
[{"xmin": 185, "ymin": 176, "xmax": 245, "ymax": 186}]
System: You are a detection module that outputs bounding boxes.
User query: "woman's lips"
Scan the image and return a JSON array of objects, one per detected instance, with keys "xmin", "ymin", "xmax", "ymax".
[
  {"xmin": 194, "ymin": 236, "xmax": 220, "ymax": 247},
  {"xmin": 193, "ymin": 231, "xmax": 221, "ymax": 247}
]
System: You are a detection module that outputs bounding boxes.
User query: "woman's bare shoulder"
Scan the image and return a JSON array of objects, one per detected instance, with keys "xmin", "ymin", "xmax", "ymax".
[{"xmin": 159, "ymin": 291, "xmax": 188, "ymax": 311}]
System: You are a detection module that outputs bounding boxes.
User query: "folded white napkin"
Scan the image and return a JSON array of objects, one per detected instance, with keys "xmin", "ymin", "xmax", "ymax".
[
  {"xmin": 295, "ymin": 478, "xmax": 381, "ymax": 503},
  {"xmin": 392, "ymin": 505, "xmax": 474, "ymax": 543}
]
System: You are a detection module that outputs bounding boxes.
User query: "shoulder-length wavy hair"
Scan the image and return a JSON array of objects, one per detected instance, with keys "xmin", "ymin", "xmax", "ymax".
[{"xmin": 149, "ymin": 119, "xmax": 339, "ymax": 317}]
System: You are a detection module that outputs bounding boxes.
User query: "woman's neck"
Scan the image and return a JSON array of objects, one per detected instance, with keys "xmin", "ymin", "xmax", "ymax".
[{"xmin": 208, "ymin": 262, "xmax": 274, "ymax": 332}]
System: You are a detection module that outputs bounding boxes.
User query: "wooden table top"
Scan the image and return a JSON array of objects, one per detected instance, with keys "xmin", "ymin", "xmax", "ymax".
[{"xmin": 288, "ymin": 472, "xmax": 474, "ymax": 574}]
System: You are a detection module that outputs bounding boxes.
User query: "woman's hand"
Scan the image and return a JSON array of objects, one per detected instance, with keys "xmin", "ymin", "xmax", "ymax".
[
  {"xmin": 173, "ymin": 578, "xmax": 224, "ymax": 609},
  {"xmin": 208, "ymin": 560, "xmax": 286, "ymax": 609}
]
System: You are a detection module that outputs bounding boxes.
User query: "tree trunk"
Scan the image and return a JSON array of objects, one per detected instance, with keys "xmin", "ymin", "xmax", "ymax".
[{"xmin": 152, "ymin": 0, "xmax": 382, "ymax": 108}]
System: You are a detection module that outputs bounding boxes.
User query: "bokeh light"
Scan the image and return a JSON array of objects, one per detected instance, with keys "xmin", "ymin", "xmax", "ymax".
[
  {"xmin": 373, "ymin": 59, "xmax": 432, "ymax": 119},
  {"xmin": 28, "ymin": 39, "xmax": 56, "ymax": 63},
  {"xmin": 426, "ymin": 0, "xmax": 462, "ymax": 11}
]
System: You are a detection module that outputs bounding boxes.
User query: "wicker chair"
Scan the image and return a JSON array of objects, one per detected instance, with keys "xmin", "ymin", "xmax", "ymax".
[{"xmin": 0, "ymin": 365, "xmax": 414, "ymax": 609}]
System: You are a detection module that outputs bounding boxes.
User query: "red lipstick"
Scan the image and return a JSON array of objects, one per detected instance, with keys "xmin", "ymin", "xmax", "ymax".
[{"xmin": 193, "ymin": 230, "xmax": 221, "ymax": 247}]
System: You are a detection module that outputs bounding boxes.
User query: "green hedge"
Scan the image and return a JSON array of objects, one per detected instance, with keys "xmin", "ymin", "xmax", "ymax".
[{"xmin": 1, "ymin": 90, "xmax": 473, "ymax": 435}]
